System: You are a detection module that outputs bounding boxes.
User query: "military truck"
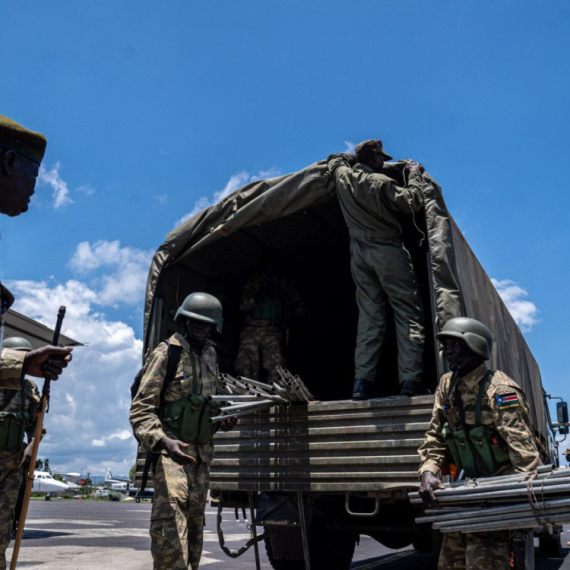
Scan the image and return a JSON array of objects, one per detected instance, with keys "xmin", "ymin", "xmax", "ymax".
[{"xmin": 137, "ymin": 159, "xmax": 560, "ymax": 569}]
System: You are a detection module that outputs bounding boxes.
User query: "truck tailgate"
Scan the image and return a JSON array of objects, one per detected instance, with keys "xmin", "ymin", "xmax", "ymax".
[{"xmin": 209, "ymin": 394, "xmax": 434, "ymax": 493}]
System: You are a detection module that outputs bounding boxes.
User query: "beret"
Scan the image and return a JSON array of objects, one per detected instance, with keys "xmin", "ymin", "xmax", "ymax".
[{"xmin": 0, "ymin": 114, "xmax": 47, "ymax": 165}]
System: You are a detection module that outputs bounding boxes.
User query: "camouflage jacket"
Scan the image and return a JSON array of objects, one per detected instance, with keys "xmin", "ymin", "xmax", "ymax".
[
  {"xmin": 239, "ymin": 270, "xmax": 305, "ymax": 326},
  {"xmin": 327, "ymin": 153, "xmax": 424, "ymax": 240},
  {"xmin": 0, "ymin": 348, "xmax": 25, "ymax": 390},
  {"xmin": 129, "ymin": 332, "xmax": 218, "ymax": 463},
  {"xmin": 418, "ymin": 363, "xmax": 542, "ymax": 476},
  {"xmin": 0, "ymin": 376, "xmax": 42, "ymax": 461}
]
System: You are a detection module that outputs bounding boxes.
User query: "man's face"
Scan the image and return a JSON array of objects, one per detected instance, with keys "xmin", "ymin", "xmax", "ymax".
[
  {"xmin": 0, "ymin": 151, "xmax": 39, "ymax": 217},
  {"xmin": 369, "ymin": 153, "xmax": 384, "ymax": 173},
  {"xmin": 442, "ymin": 337, "xmax": 478, "ymax": 373},
  {"xmin": 185, "ymin": 317, "xmax": 213, "ymax": 343}
]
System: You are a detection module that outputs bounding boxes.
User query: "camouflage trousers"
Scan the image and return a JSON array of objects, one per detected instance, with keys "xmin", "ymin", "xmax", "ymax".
[
  {"xmin": 150, "ymin": 454, "xmax": 210, "ymax": 570},
  {"xmin": 439, "ymin": 531, "xmax": 510, "ymax": 570},
  {"xmin": 0, "ymin": 453, "xmax": 21, "ymax": 570},
  {"xmin": 350, "ymin": 237, "xmax": 424, "ymax": 384},
  {"xmin": 234, "ymin": 321, "xmax": 285, "ymax": 384}
]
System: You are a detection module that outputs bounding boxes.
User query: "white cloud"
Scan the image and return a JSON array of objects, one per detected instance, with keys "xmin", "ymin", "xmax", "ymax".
[
  {"xmin": 174, "ymin": 168, "xmax": 282, "ymax": 227},
  {"xmin": 38, "ymin": 162, "xmax": 73, "ymax": 209},
  {"xmin": 344, "ymin": 141, "xmax": 356, "ymax": 153},
  {"xmin": 4, "ymin": 240, "xmax": 157, "ymax": 475},
  {"xmin": 7, "ymin": 274, "xmax": 143, "ymax": 476},
  {"xmin": 491, "ymin": 278, "xmax": 539, "ymax": 332},
  {"xmin": 156, "ymin": 194, "xmax": 168, "ymax": 204},
  {"xmin": 77, "ymin": 184, "xmax": 95, "ymax": 196},
  {"xmin": 68, "ymin": 240, "xmax": 154, "ymax": 307}
]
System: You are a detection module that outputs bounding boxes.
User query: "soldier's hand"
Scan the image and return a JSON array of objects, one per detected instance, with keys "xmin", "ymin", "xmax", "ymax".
[
  {"xmin": 219, "ymin": 416, "xmax": 238, "ymax": 432},
  {"xmin": 160, "ymin": 436, "xmax": 197, "ymax": 465},
  {"xmin": 23, "ymin": 346, "xmax": 73, "ymax": 380},
  {"xmin": 405, "ymin": 161, "xmax": 425, "ymax": 173},
  {"xmin": 20, "ymin": 439, "xmax": 35, "ymax": 471},
  {"xmin": 419, "ymin": 471, "xmax": 445, "ymax": 506}
]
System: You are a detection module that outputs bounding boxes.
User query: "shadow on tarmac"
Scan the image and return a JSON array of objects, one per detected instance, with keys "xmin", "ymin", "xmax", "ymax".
[
  {"xmin": 351, "ymin": 550, "xmax": 433, "ymax": 569},
  {"xmin": 21, "ymin": 530, "xmax": 73, "ymax": 540}
]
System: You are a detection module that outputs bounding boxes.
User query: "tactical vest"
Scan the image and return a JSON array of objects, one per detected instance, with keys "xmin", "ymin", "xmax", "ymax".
[
  {"xmin": 0, "ymin": 382, "xmax": 28, "ymax": 451},
  {"xmin": 442, "ymin": 371, "xmax": 511, "ymax": 477},
  {"xmin": 252, "ymin": 300, "xmax": 283, "ymax": 321},
  {"xmin": 161, "ymin": 347, "xmax": 221, "ymax": 445}
]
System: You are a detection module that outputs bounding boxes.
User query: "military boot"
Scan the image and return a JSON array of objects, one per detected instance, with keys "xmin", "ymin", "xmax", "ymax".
[
  {"xmin": 400, "ymin": 380, "xmax": 430, "ymax": 397},
  {"xmin": 353, "ymin": 378, "xmax": 385, "ymax": 400}
]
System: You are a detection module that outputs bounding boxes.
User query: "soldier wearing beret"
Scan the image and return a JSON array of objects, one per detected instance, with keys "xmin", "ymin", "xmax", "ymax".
[
  {"xmin": 0, "ymin": 115, "xmax": 72, "ymax": 569},
  {"xmin": 327, "ymin": 140, "xmax": 428, "ymax": 400},
  {"xmin": 418, "ymin": 317, "xmax": 542, "ymax": 570}
]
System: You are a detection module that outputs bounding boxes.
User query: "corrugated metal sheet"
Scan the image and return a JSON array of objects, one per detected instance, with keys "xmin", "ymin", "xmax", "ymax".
[{"xmin": 209, "ymin": 396, "xmax": 433, "ymax": 493}]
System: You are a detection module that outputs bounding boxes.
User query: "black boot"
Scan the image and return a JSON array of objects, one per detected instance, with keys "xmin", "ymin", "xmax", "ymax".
[
  {"xmin": 400, "ymin": 380, "xmax": 430, "ymax": 397},
  {"xmin": 353, "ymin": 378, "xmax": 385, "ymax": 401}
]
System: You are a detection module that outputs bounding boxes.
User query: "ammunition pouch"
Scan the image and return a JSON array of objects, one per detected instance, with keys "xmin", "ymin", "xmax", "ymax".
[
  {"xmin": 443, "ymin": 422, "xmax": 510, "ymax": 477},
  {"xmin": 252, "ymin": 300, "xmax": 283, "ymax": 321},
  {"xmin": 163, "ymin": 395, "xmax": 222, "ymax": 445},
  {"xmin": 0, "ymin": 411, "xmax": 28, "ymax": 451}
]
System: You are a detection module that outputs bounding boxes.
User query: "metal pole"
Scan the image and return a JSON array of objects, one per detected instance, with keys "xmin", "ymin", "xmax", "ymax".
[
  {"xmin": 297, "ymin": 492, "xmax": 311, "ymax": 570},
  {"xmin": 248, "ymin": 492, "xmax": 261, "ymax": 570}
]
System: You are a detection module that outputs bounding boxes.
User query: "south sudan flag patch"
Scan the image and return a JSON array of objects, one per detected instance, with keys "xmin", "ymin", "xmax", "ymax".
[{"xmin": 496, "ymin": 393, "xmax": 520, "ymax": 409}]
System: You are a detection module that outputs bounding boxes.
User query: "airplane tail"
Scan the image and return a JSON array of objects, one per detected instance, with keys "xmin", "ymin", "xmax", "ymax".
[{"xmin": 106, "ymin": 468, "xmax": 113, "ymax": 480}]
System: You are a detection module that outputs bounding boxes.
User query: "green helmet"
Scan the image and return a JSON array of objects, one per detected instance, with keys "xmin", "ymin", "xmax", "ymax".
[
  {"xmin": 175, "ymin": 292, "xmax": 223, "ymax": 332},
  {"xmin": 436, "ymin": 317, "xmax": 493, "ymax": 360},
  {"xmin": 3, "ymin": 336, "xmax": 33, "ymax": 352}
]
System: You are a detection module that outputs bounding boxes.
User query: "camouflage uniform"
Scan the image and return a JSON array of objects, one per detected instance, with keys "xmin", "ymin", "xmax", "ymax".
[
  {"xmin": 0, "ymin": 351, "xmax": 40, "ymax": 570},
  {"xmin": 418, "ymin": 363, "xmax": 542, "ymax": 570},
  {"xmin": 327, "ymin": 153, "xmax": 425, "ymax": 385},
  {"xmin": 235, "ymin": 270, "xmax": 303, "ymax": 384},
  {"xmin": 130, "ymin": 332, "xmax": 218, "ymax": 570}
]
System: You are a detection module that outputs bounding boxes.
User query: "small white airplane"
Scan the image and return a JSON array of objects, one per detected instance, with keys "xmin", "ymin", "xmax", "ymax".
[
  {"xmin": 33, "ymin": 471, "xmax": 70, "ymax": 494},
  {"xmin": 104, "ymin": 468, "xmax": 131, "ymax": 492}
]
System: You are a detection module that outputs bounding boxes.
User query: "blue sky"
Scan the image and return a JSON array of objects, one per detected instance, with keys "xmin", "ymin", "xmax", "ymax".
[{"xmin": 1, "ymin": 1, "xmax": 569, "ymax": 474}]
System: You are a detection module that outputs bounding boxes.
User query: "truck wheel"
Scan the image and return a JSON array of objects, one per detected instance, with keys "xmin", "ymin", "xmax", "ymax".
[
  {"xmin": 539, "ymin": 535, "xmax": 562, "ymax": 557},
  {"xmin": 309, "ymin": 516, "xmax": 356, "ymax": 570},
  {"xmin": 264, "ymin": 528, "xmax": 304, "ymax": 570}
]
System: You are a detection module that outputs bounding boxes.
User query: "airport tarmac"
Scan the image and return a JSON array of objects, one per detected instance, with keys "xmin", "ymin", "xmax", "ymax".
[{"xmin": 6, "ymin": 499, "xmax": 570, "ymax": 569}]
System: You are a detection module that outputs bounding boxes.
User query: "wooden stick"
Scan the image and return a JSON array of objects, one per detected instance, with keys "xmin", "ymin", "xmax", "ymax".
[{"xmin": 10, "ymin": 306, "xmax": 66, "ymax": 570}]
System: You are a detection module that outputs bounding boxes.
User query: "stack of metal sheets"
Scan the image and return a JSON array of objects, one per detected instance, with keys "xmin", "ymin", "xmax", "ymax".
[{"xmin": 409, "ymin": 465, "xmax": 570, "ymax": 533}]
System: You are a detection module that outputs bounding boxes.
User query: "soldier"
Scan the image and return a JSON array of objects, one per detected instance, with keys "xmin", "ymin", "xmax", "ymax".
[
  {"xmin": 0, "ymin": 337, "xmax": 38, "ymax": 538},
  {"xmin": 235, "ymin": 258, "xmax": 304, "ymax": 384},
  {"xmin": 418, "ymin": 317, "xmax": 542, "ymax": 570},
  {"xmin": 0, "ymin": 115, "xmax": 72, "ymax": 570},
  {"xmin": 327, "ymin": 140, "xmax": 428, "ymax": 400},
  {"xmin": 130, "ymin": 292, "xmax": 237, "ymax": 570}
]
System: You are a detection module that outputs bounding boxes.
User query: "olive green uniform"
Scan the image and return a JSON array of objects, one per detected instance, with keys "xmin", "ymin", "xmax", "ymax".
[
  {"xmin": 0, "ymin": 350, "xmax": 40, "ymax": 570},
  {"xmin": 130, "ymin": 333, "xmax": 218, "ymax": 570},
  {"xmin": 418, "ymin": 364, "xmax": 542, "ymax": 570},
  {"xmin": 327, "ymin": 153, "xmax": 425, "ymax": 385}
]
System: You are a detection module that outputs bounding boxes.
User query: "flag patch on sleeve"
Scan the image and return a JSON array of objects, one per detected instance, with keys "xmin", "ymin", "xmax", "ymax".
[{"xmin": 495, "ymin": 393, "xmax": 520, "ymax": 409}]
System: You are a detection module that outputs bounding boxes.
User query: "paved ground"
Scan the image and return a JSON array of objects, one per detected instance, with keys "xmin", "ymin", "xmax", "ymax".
[{"xmin": 6, "ymin": 499, "xmax": 570, "ymax": 569}]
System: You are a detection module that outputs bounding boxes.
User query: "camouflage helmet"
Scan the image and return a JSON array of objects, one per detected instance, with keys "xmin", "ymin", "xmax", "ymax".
[
  {"xmin": 175, "ymin": 292, "xmax": 223, "ymax": 332},
  {"xmin": 436, "ymin": 317, "xmax": 493, "ymax": 360},
  {"xmin": 3, "ymin": 336, "xmax": 33, "ymax": 352}
]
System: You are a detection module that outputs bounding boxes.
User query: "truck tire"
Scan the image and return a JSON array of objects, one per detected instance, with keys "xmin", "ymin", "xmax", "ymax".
[
  {"xmin": 309, "ymin": 516, "xmax": 356, "ymax": 570},
  {"xmin": 264, "ymin": 519, "xmax": 356, "ymax": 570},
  {"xmin": 539, "ymin": 535, "xmax": 562, "ymax": 557},
  {"xmin": 264, "ymin": 528, "xmax": 304, "ymax": 570}
]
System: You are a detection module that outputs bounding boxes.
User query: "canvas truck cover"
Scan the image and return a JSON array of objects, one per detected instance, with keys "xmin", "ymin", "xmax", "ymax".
[{"xmin": 143, "ymin": 159, "xmax": 547, "ymax": 442}]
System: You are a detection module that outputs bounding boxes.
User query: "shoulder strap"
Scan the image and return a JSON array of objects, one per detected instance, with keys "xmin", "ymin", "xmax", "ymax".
[
  {"xmin": 475, "ymin": 370, "xmax": 494, "ymax": 426},
  {"xmin": 159, "ymin": 341, "xmax": 182, "ymax": 409},
  {"xmin": 188, "ymin": 347, "xmax": 198, "ymax": 394}
]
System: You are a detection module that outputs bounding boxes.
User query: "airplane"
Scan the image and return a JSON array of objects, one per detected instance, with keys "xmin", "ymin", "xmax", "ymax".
[
  {"xmin": 104, "ymin": 468, "xmax": 131, "ymax": 492},
  {"xmin": 33, "ymin": 471, "xmax": 70, "ymax": 494}
]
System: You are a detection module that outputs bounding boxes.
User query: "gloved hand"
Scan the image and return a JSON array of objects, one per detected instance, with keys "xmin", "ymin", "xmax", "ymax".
[{"xmin": 419, "ymin": 471, "xmax": 445, "ymax": 506}]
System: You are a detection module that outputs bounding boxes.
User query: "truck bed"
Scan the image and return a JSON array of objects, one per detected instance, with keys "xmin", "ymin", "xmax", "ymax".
[{"xmin": 209, "ymin": 395, "xmax": 434, "ymax": 493}]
